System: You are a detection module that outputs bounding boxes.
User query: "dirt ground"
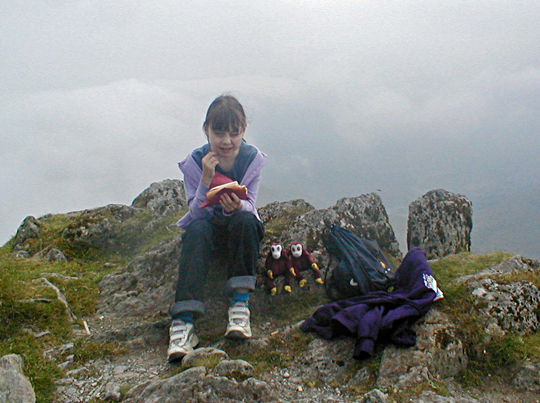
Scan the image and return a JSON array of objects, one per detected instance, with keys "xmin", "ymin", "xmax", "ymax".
[{"xmin": 51, "ymin": 313, "xmax": 540, "ymax": 403}]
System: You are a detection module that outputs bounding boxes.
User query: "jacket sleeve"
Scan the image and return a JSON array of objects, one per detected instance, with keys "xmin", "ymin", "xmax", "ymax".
[
  {"xmin": 183, "ymin": 174, "xmax": 213, "ymax": 221},
  {"xmin": 177, "ymin": 154, "xmax": 213, "ymax": 226}
]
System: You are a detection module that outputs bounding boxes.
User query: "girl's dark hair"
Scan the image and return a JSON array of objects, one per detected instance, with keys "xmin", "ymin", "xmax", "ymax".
[{"xmin": 203, "ymin": 95, "xmax": 247, "ymax": 133}]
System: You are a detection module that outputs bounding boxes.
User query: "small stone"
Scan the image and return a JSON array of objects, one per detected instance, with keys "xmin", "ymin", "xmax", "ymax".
[
  {"xmin": 113, "ymin": 365, "xmax": 129, "ymax": 375},
  {"xmin": 59, "ymin": 342, "xmax": 75, "ymax": 353},
  {"xmin": 182, "ymin": 347, "xmax": 229, "ymax": 369},
  {"xmin": 58, "ymin": 361, "xmax": 73, "ymax": 370},
  {"xmin": 214, "ymin": 359, "xmax": 254, "ymax": 379},
  {"xmin": 514, "ymin": 363, "xmax": 540, "ymax": 392}
]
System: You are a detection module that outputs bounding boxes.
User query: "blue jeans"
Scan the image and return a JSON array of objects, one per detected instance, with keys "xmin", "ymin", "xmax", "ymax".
[{"xmin": 169, "ymin": 211, "xmax": 265, "ymax": 319}]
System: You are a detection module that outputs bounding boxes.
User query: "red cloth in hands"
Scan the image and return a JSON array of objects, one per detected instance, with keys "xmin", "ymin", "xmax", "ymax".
[{"xmin": 199, "ymin": 171, "xmax": 249, "ymax": 208}]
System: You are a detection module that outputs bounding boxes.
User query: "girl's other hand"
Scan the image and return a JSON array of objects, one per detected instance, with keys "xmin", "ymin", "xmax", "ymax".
[
  {"xmin": 220, "ymin": 192, "xmax": 242, "ymax": 213},
  {"xmin": 201, "ymin": 151, "xmax": 219, "ymax": 186}
]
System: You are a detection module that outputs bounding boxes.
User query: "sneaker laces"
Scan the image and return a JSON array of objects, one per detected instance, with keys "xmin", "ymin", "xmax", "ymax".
[
  {"xmin": 170, "ymin": 320, "xmax": 190, "ymax": 346},
  {"xmin": 229, "ymin": 301, "xmax": 250, "ymax": 327}
]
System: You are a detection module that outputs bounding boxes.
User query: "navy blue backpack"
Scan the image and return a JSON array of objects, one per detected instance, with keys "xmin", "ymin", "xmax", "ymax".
[{"xmin": 322, "ymin": 225, "xmax": 395, "ymax": 300}]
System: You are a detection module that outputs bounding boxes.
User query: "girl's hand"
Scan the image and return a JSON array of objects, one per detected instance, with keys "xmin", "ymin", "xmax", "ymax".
[
  {"xmin": 220, "ymin": 192, "xmax": 242, "ymax": 213},
  {"xmin": 201, "ymin": 151, "xmax": 219, "ymax": 186}
]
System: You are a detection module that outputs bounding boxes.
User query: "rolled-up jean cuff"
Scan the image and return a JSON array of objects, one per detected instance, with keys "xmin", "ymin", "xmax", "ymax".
[
  {"xmin": 169, "ymin": 300, "xmax": 206, "ymax": 319},
  {"xmin": 226, "ymin": 275, "xmax": 257, "ymax": 293}
]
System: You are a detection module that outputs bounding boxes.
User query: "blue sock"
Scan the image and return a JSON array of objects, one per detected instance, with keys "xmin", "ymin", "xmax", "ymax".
[
  {"xmin": 179, "ymin": 312, "xmax": 193, "ymax": 324},
  {"xmin": 232, "ymin": 291, "xmax": 250, "ymax": 305}
]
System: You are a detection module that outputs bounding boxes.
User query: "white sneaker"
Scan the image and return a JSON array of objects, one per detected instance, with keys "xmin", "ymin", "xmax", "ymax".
[
  {"xmin": 167, "ymin": 320, "xmax": 199, "ymax": 362},
  {"xmin": 225, "ymin": 301, "xmax": 252, "ymax": 339}
]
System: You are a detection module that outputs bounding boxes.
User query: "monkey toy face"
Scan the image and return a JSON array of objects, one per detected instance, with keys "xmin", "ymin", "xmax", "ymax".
[
  {"xmin": 271, "ymin": 244, "xmax": 282, "ymax": 260},
  {"xmin": 291, "ymin": 243, "xmax": 303, "ymax": 258}
]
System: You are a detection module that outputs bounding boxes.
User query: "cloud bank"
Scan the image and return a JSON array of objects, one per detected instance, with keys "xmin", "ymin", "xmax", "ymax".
[{"xmin": 2, "ymin": 1, "xmax": 539, "ymax": 258}]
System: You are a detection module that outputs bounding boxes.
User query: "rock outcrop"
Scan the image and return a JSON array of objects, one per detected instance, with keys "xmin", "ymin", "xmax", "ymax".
[
  {"xmin": 7, "ymin": 180, "xmax": 540, "ymax": 403},
  {"xmin": 61, "ymin": 204, "xmax": 142, "ymax": 251},
  {"xmin": 12, "ymin": 215, "xmax": 41, "ymax": 257},
  {"xmin": 259, "ymin": 193, "xmax": 402, "ymax": 282},
  {"xmin": 407, "ymin": 189, "xmax": 473, "ymax": 259},
  {"xmin": 97, "ymin": 235, "xmax": 182, "ymax": 318},
  {"xmin": 258, "ymin": 199, "xmax": 315, "ymax": 224},
  {"xmin": 457, "ymin": 256, "xmax": 540, "ymax": 337},
  {"xmin": 122, "ymin": 366, "xmax": 280, "ymax": 403},
  {"xmin": 514, "ymin": 362, "xmax": 540, "ymax": 392},
  {"xmin": 131, "ymin": 179, "xmax": 186, "ymax": 217},
  {"xmin": 0, "ymin": 355, "xmax": 36, "ymax": 403},
  {"xmin": 281, "ymin": 193, "xmax": 402, "ymax": 261},
  {"xmin": 376, "ymin": 309, "xmax": 468, "ymax": 392}
]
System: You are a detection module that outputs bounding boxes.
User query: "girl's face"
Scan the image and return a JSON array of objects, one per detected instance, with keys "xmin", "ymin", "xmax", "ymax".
[{"xmin": 206, "ymin": 127, "xmax": 244, "ymax": 160}]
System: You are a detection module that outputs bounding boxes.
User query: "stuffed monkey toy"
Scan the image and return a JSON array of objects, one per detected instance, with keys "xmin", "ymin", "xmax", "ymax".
[
  {"xmin": 265, "ymin": 243, "xmax": 299, "ymax": 295},
  {"xmin": 287, "ymin": 242, "xmax": 324, "ymax": 286}
]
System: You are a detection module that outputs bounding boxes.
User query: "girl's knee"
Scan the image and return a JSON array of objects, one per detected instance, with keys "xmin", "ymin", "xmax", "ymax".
[
  {"xmin": 231, "ymin": 211, "xmax": 258, "ymax": 226},
  {"xmin": 230, "ymin": 212, "xmax": 264, "ymax": 240}
]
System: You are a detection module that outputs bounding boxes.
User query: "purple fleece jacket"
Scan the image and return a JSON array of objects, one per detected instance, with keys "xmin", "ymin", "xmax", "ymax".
[
  {"xmin": 176, "ymin": 144, "xmax": 267, "ymax": 229},
  {"xmin": 301, "ymin": 247, "xmax": 443, "ymax": 360}
]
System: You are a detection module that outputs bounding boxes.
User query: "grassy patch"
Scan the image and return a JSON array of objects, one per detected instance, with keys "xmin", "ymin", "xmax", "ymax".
[
  {"xmin": 238, "ymin": 328, "xmax": 316, "ymax": 375},
  {"xmin": 430, "ymin": 251, "xmax": 512, "ymax": 286},
  {"xmin": 264, "ymin": 208, "xmax": 309, "ymax": 234},
  {"xmin": 99, "ymin": 209, "xmax": 184, "ymax": 258},
  {"xmin": 0, "ymin": 332, "xmax": 64, "ymax": 402},
  {"xmin": 430, "ymin": 252, "xmax": 540, "ymax": 386},
  {"xmin": 457, "ymin": 332, "xmax": 539, "ymax": 388},
  {"xmin": 262, "ymin": 205, "xmax": 315, "ymax": 240},
  {"xmin": 0, "ymin": 245, "xmax": 122, "ymax": 402},
  {"xmin": 389, "ymin": 380, "xmax": 451, "ymax": 402},
  {"xmin": 15, "ymin": 207, "xmax": 184, "ymax": 263},
  {"xmin": 498, "ymin": 268, "xmax": 540, "ymax": 288},
  {"xmin": 73, "ymin": 338, "xmax": 127, "ymax": 363},
  {"xmin": 252, "ymin": 288, "xmax": 329, "ymax": 327},
  {"xmin": 0, "ymin": 206, "xmax": 180, "ymax": 402}
]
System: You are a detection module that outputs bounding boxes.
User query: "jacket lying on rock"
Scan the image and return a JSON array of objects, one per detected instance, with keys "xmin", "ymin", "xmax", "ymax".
[{"xmin": 301, "ymin": 247, "xmax": 444, "ymax": 360}]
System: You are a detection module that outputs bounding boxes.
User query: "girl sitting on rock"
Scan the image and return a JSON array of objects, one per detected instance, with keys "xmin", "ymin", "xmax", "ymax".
[{"xmin": 168, "ymin": 95, "xmax": 266, "ymax": 362}]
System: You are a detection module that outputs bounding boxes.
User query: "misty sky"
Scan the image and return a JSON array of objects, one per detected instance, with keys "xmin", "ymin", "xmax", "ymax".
[{"xmin": 2, "ymin": 1, "xmax": 539, "ymax": 257}]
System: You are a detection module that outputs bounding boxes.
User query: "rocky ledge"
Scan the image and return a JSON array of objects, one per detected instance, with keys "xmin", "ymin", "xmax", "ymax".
[{"xmin": 4, "ymin": 180, "xmax": 540, "ymax": 403}]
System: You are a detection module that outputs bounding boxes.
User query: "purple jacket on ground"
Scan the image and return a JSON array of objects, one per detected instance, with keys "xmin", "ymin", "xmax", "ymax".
[{"xmin": 301, "ymin": 247, "xmax": 443, "ymax": 360}]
